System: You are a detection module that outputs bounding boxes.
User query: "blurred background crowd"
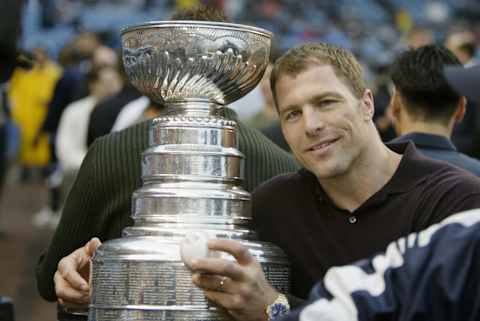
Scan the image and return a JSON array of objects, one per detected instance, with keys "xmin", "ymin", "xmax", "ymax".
[{"xmin": 2, "ymin": 0, "xmax": 480, "ymax": 320}]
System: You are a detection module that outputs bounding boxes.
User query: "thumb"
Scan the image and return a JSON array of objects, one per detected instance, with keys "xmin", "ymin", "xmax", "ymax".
[{"xmin": 85, "ymin": 237, "xmax": 102, "ymax": 257}]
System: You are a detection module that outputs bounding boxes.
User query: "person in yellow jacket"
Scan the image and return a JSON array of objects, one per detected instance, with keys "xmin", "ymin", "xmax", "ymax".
[{"xmin": 8, "ymin": 47, "xmax": 61, "ymax": 169}]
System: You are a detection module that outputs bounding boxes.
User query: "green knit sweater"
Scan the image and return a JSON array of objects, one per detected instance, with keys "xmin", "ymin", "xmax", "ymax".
[{"xmin": 36, "ymin": 108, "xmax": 298, "ymax": 301}]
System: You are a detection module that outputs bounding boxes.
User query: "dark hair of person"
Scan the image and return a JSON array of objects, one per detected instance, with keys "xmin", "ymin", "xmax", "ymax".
[
  {"xmin": 170, "ymin": 4, "xmax": 227, "ymax": 22},
  {"xmin": 390, "ymin": 44, "xmax": 462, "ymax": 123}
]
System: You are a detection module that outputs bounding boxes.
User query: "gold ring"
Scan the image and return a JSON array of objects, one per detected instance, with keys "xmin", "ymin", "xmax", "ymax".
[{"xmin": 219, "ymin": 277, "xmax": 227, "ymax": 291}]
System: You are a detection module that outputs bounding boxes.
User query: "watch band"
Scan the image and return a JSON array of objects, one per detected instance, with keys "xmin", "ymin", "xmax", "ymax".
[{"xmin": 266, "ymin": 293, "xmax": 290, "ymax": 321}]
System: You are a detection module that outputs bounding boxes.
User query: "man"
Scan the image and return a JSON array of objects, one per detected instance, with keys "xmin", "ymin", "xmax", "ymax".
[
  {"xmin": 276, "ymin": 51, "xmax": 480, "ymax": 321},
  {"xmin": 185, "ymin": 42, "xmax": 480, "ymax": 321},
  {"xmin": 35, "ymin": 6, "xmax": 298, "ymax": 320},
  {"xmin": 388, "ymin": 44, "xmax": 480, "ymax": 175}
]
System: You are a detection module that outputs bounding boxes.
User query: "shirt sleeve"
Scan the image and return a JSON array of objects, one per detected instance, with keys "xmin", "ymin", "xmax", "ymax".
[
  {"xmin": 35, "ymin": 140, "xmax": 104, "ymax": 301},
  {"xmin": 278, "ymin": 209, "xmax": 480, "ymax": 321}
]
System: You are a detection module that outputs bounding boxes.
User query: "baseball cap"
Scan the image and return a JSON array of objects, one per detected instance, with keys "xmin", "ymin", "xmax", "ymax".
[{"xmin": 444, "ymin": 65, "xmax": 480, "ymax": 103}]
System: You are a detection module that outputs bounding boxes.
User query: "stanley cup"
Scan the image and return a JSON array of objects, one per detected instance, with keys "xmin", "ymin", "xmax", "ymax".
[{"xmin": 88, "ymin": 21, "xmax": 290, "ymax": 321}]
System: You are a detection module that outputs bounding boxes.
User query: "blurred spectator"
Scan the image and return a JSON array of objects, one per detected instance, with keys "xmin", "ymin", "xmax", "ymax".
[
  {"xmin": 57, "ymin": 65, "xmax": 122, "ymax": 173},
  {"xmin": 35, "ymin": 43, "xmax": 88, "ymax": 155},
  {"xmin": 31, "ymin": 40, "xmax": 97, "ymax": 228},
  {"xmin": 86, "ymin": 70, "xmax": 140, "ymax": 146},
  {"xmin": 91, "ymin": 45, "xmax": 119, "ymax": 68},
  {"xmin": 445, "ymin": 29, "xmax": 478, "ymax": 66},
  {"xmin": 73, "ymin": 31, "xmax": 102, "ymax": 63},
  {"xmin": 445, "ymin": 29, "xmax": 480, "ymax": 156},
  {"xmin": 36, "ymin": 42, "xmax": 116, "ymax": 156},
  {"xmin": 8, "ymin": 47, "xmax": 62, "ymax": 180},
  {"xmin": 389, "ymin": 44, "xmax": 480, "ymax": 175},
  {"xmin": 54, "ymin": 65, "xmax": 122, "ymax": 227},
  {"xmin": 34, "ymin": 45, "xmax": 120, "ymax": 228}
]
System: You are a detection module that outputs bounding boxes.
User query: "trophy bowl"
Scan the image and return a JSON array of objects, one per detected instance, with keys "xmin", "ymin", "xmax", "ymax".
[{"xmin": 121, "ymin": 21, "xmax": 272, "ymax": 106}]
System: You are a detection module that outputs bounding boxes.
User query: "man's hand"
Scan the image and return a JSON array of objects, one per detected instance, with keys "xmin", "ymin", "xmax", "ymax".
[
  {"xmin": 54, "ymin": 237, "xmax": 102, "ymax": 308},
  {"xmin": 189, "ymin": 239, "xmax": 279, "ymax": 321}
]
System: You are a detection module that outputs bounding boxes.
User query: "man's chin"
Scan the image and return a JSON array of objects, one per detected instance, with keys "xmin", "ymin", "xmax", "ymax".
[{"xmin": 310, "ymin": 164, "xmax": 346, "ymax": 180}]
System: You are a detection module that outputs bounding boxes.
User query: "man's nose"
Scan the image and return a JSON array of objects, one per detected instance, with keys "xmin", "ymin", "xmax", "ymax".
[{"xmin": 304, "ymin": 107, "xmax": 325, "ymax": 136}]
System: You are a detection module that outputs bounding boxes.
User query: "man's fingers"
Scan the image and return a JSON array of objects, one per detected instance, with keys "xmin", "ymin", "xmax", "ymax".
[
  {"xmin": 207, "ymin": 239, "xmax": 253, "ymax": 266},
  {"xmin": 190, "ymin": 258, "xmax": 244, "ymax": 281},
  {"xmin": 85, "ymin": 237, "xmax": 101, "ymax": 257},
  {"xmin": 54, "ymin": 271, "xmax": 90, "ymax": 304},
  {"xmin": 203, "ymin": 290, "xmax": 245, "ymax": 311},
  {"xmin": 57, "ymin": 255, "xmax": 89, "ymax": 290},
  {"xmin": 192, "ymin": 273, "xmax": 239, "ymax": 293}
]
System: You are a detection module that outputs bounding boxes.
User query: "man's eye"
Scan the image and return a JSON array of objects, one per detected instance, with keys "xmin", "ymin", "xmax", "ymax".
[
  {"xmin": 285, "ymin": 110, "xmax": 301, "ymax": 121},
  {"xmin": 316, "ymin": 99, "xmax": 335, "ymax": 107}
]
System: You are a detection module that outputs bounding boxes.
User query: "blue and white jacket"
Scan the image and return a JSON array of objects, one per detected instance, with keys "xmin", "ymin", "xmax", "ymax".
[{"xmin": 279, "ymin": 209, "xmax": 480, "ymax": 321}]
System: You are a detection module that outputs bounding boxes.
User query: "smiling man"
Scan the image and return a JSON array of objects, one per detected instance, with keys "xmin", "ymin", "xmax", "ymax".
[{"xmin": 188, "ymin": 42, "xmax": 480, "ymax": 321}]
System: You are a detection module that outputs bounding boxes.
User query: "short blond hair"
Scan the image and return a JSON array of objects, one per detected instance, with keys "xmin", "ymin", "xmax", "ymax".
[{"xmin": 270, "ymin": 43, "xmax": 366, "ymax": 107}]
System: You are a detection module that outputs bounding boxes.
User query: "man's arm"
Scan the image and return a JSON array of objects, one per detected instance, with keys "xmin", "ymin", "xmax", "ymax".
[
  {"xmin": 54, "ymin": 238, "xmax": 101, "ymax": 308},
  {"xmin": 36, "ymin": 119, "xmax": 148, "ymax": 302},
  {"xmin": 36, "ymin": 140, "xmax": 106, "ymax": 301},
  {"xmin": 280, "ymin": 209, "xmax": 480, "ymax": 321}
]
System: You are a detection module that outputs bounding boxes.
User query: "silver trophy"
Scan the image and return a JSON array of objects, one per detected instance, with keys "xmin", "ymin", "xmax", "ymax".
[{"xmin": 88, "ymin": 21, "xmax": 290, "ymax": 321}]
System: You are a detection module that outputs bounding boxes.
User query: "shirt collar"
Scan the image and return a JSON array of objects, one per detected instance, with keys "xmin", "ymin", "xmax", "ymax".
[{"xmin": 390, "ymin": 132, "xmax": 456, "ymax": 151}]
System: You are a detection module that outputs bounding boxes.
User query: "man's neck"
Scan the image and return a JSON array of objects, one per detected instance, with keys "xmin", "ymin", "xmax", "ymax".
[
  {"xmin": 399, "ymin": 121, "xmax": 452, "ymax": 139},
  {"xmin": 318, "ymin": 141, "xmax": 402, "ymax": 212}
]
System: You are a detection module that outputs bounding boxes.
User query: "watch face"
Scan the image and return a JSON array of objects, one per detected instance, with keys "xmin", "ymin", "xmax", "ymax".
[{"xmin": 270, "ymin": 303, "xmax": 289, "ymax": 318}]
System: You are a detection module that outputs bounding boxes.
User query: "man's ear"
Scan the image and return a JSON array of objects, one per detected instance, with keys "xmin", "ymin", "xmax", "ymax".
[
  {"xmin": 390, "ymin": 89, "xmax": 401, "ymax": 122},
  {"xmin": 361, "ymin": 89, "xmax": 375, "ymax": 120},
  {"xmin": 453, "ymin": 96, "xmax": 467, "ymax": 123}
]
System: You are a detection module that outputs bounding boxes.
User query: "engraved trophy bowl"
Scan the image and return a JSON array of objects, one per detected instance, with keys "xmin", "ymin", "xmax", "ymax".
[
  {"xmin": 121, "ymin": 21, "xmax": 272, "ymax": 111},
  {"xmin": 88, "ymin": 21, "xmax": 290, "ymax": 321}
]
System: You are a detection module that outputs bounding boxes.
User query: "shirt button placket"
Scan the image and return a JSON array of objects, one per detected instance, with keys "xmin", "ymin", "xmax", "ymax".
[{"xmin": 348, "ymin": 215, "xmax": 357, "ymax": 224}]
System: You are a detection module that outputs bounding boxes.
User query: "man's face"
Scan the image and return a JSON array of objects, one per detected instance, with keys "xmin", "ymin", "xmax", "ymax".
[{"xmin": 275, "ymin": 64, "xmax": 373, "ymax": 179}]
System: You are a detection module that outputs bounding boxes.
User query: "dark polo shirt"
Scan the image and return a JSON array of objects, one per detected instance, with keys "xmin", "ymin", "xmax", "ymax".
[
  {"xmin": 391, "ymin": 132, "xmax": 480, "ymax": 176},
  {"xmin": 252, "ymin": 142, "xmax": 480, "ymax": 300}
]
